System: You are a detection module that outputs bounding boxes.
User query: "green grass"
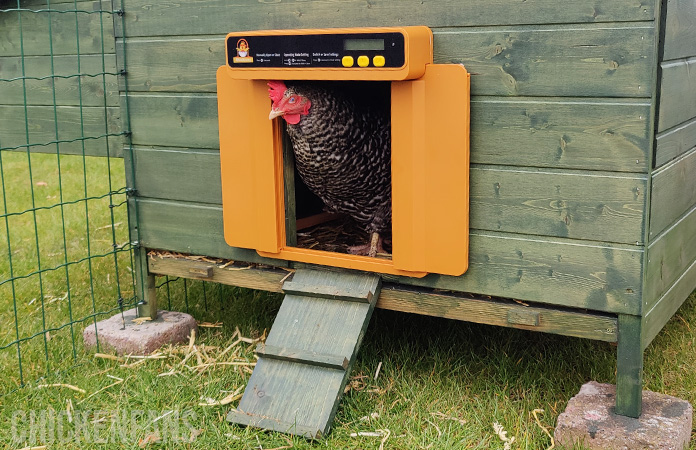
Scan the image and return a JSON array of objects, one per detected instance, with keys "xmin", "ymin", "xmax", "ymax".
[
  {"xmin": 0, "ymin": 151, "xmax": 132, "ymax": 394},
  {"xmin": 1, "ymin": 285, "xmax": 695, "ymax": 449},
  {"xmin": 1, "ymin": 152, "xmax": 695, "ymax": 449}
]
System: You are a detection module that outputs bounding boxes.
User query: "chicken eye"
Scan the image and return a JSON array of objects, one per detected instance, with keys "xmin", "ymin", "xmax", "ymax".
[{"xmin": 288, "ymin": 97, "xmax": 296, "ymax": 104}]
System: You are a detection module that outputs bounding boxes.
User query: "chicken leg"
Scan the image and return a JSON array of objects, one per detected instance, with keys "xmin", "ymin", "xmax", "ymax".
[{"xmin": 348, "ymin": 232, "xmax": 385, "ymax": 258}]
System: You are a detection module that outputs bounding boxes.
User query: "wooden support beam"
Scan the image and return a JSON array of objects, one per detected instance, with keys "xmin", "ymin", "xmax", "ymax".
[
  {"xmin": 147, "ymin": 254, "xmax": 618, "ymax": 343},
  {"xmin": 149, "ymin": 255, "xmax": 286, "ymax": 293},
  {"xmin": 616, "ymin": 314, "xmax": 644, "ymax": 417},
  {"xmin": 135, "ymin": 247, "xmax": 157, "ymax": 319},
  {"xmin": 377, "ymin": 288, "xmax": 618, "ymax": 342}
]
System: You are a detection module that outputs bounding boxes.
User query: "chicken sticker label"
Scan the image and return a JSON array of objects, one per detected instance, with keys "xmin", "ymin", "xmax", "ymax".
[{"xmin": 233, "ymin": 39, "xmax": 253, "ymax": 63}]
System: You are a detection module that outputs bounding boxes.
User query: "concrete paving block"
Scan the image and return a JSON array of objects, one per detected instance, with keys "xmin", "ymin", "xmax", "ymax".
[
  {"xmin": 83, "ymin": 308, "xmax": 197, "ymax": 356},
  {"xmin": 555, "ymin": 381, "xmax": 692, "ymax": 450}
]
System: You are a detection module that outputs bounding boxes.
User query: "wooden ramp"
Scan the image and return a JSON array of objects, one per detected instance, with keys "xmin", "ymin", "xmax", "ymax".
[{"xmin": 227, "ymin": 269, "xmax": 381, "ymax": 438}]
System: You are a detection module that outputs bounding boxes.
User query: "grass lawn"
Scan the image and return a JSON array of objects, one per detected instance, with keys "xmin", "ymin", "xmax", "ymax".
[
  {"xmin": 0, "ymin": 151, "xmax": 132, "ymax": 394},
  {"xmin": 1, "ymin": 153, "xmax": 695, "ymax": 449}
]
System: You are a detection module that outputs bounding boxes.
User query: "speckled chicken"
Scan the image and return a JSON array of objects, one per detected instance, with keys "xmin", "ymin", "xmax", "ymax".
[{"xmin": 268, "ymin": 80, "xmax": 391, "ymax": 257}]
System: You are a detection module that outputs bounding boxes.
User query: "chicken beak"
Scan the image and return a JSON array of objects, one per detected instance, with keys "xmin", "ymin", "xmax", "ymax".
[{"xmin": 268, "ymin": 108, "xmax": 284, "ymax": 120}]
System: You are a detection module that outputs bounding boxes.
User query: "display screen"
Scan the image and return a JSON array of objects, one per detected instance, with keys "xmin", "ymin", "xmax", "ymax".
[{"xmin": 344, "ymin": 39, "xmax": 385, "ymax": 51}]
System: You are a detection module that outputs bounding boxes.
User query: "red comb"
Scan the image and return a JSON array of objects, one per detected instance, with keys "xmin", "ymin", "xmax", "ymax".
[{"xmin": 267, "ymin": 80, "xmax": 286, "ymax": 104}]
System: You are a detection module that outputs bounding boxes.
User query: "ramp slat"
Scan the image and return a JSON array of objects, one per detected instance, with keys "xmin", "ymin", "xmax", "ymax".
[
  {"xmin": 227, "ymin": 409, "xmax": 323, "ymax": 439},
  {"xmin": 281, "ymin": 281, "xmax": 374, "ymax": 303},
  {"xmin": 255, "ymin": 343, "xmax": 349, "ymax": 370}
]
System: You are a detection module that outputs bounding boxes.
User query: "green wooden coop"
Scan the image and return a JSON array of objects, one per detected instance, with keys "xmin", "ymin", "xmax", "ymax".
[{"xmin": 109, "ymin": 0, "xmax": 696, "ymax": 437}]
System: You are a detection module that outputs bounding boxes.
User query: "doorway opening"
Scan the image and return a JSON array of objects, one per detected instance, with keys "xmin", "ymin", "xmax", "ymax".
[{"xmin": 279, "ymin": 81, "xmax": 393, "ymax": 259}]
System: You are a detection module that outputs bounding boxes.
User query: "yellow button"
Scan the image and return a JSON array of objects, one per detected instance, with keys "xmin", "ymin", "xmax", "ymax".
[
  {"xmin": 357, "ymin": 55, "xmax": 370, "ymax": 67},
  {"xmin": 341, "ymin": 56, "xmax": 354, "ymax": 67},
  {"xmin": 373, "ymin": 55, "xmax": 385, "ymax": 67}
]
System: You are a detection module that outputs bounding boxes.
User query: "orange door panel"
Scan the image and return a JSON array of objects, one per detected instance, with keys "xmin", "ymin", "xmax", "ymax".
[
  {"xmin": 391, "ymin": 64, "xmax": 470, "ymax": 276},
  {"xmin": 217, "ymin": 70, "xmax": 284, "ymax": 253}
]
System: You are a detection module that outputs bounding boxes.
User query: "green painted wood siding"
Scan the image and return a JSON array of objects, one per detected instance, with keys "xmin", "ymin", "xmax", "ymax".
[
  {"xmin": 0, "ymin": 2, "xmax": 115, "ymax": 57},
  {"xmin": 654, "ymin": 56, "xmax": 696, "ymax": 168},
  {"xmin": 642, "ymin": 0, "xmax": 696, "ymax": 346},
  {"xmin": 645, "ymin": 203, "xmax": 696, "ymax": 313},
  {"xmin": 118, "ymin": 0, "xmax": 655, "ymax": 314},
  {"xmin": 119, "ymin": 25, "xmax": 655, "ymax": 98},
  {"xmin": 654, "ymin": 0, "xmax": 696, "ymax": 166},
  {"xmin": 649, "ymin": 149, "xmax": 696, "ymax": 239},
  {"xmin": 122, "ymin": 89, "xmax": 651, "ymax": 172},
  {"xmin": 655, "ymin": 117, "xmax": 696, "ymax": 168},
  {"xmin": 0, "ymin": 105, "xmax": 121, "ymax": 156},
  {"xmin": 658, "ymin": 58, "xmax": 696, "ymax": 133},
  {"xmin": 0, "ymin": 1, "xmax": 121, "ymax": 157},
  {"xmin": 116, "ymin": 0, "xmax": 653, "ymax": 37},
  {"xmin": 662, "ymin": 0, "xmax": 696, "ymax": 61},
  {"xmin": 133, "ymin": 197, "xmax": 642, "ymax": 315},
  {"xmin": 0, "ymin": 54, "xmax": 119, "ymax": 107},
  {"xmin": 128, "ymin": 146, "xmax": 647, "ymax": 245},
  {"xmin": 120, "ymin": 35, "xmax": 652, "ymax": 172}
]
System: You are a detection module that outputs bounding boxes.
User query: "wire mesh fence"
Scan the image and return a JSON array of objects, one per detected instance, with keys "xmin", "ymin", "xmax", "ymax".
[
  {"xmin": 0, "ymin": 0, "xmax": 137, "ymax": 395},
  {"xmin": 0, "ymin": 0, "xmax": 256, "ymax": 397}
]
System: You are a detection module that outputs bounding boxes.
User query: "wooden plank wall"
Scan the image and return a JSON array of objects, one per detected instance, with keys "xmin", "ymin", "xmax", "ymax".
[
  {"xmin": 0, "ymin": 0, "xmax": 121, "ymax": 156},
  {"xmin": 119, "ymin": 0, "xmax": 655, "ymax": 315},
  {"xmin": 644, "ymin": 0, "xmax": 696, "ymax": 344}
]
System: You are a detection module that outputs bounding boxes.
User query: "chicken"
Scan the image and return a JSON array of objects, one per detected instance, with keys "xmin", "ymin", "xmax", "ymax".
[{"xmin": 267, "ymin": 80, "xmax": 391, "ymax": 257}]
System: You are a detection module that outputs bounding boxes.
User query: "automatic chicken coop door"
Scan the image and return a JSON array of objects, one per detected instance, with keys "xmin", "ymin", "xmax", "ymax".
[{"xmin": 217, "ymin": 26, "xmax": 470, "ymax": 277}]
